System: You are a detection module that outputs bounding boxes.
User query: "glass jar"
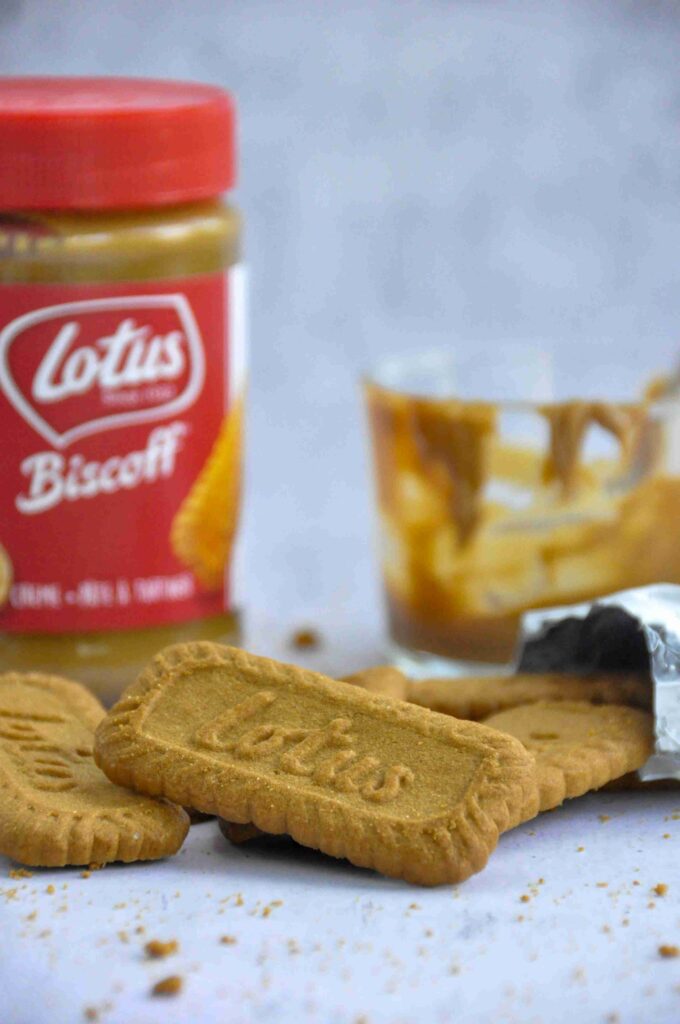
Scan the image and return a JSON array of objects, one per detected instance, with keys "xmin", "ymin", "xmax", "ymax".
[
  {"xmin": 0, "ymin": 78, "xmax": 244, "ymax": 702},
  {"xmin": 365, "ymin": 344, "xmax": 680, "ymax": 678}
]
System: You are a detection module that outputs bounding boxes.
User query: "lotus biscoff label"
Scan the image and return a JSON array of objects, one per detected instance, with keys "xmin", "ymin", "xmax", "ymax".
[{"xmin": 0, "ymin": 270, "xmax": 245, "ymax": 633}]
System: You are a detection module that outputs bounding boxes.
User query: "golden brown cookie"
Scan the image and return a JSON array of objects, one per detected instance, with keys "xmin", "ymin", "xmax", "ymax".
[
  {"xmin": 341, "ymin": 665, "xmax": 409, "ymax": 700},
  {"xmin": 0, "ymin": 672, "xmax": 189, "ymax": 867},
  {"xmin": 414, "ymin": 672, "xmax": 650, "ymax": 720},
  {"xmin": 483, "ymin": 701, "xmax": 654, "ymax": 811},
  {"xmin": 0, "ymin": 543, "xmax": 12, "ymax": 607},
  {"xmin": 348, "ymin": 669, "xmax": 649, "ymax": 720},
  {"xmin": 95, "ymin": 643, "xmax": 539, "ymax": 886}
]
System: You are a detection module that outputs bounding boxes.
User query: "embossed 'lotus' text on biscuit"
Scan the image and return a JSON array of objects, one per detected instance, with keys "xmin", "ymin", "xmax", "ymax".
[
  {"xmin": 193, "ymin": 692, "xmax": 414, "ymax": 804},
  {"xmin": 95, "ymin": 643, "xmax": 541, "ymax": 885},
  {"xmin": 133, "ymin": 654, "xmax": 497, "ymax": 820}
]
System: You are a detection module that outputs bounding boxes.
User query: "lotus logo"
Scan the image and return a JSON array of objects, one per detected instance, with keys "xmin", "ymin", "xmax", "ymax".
[{"xmin": 0, "ymin": 295, "xmax": 205, "ymax": 449}]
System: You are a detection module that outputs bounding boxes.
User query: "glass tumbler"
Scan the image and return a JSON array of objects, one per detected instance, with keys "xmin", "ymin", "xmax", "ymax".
[{"xmin": 364, "ymin": 344, "xmax": 680, "ymax": 678}]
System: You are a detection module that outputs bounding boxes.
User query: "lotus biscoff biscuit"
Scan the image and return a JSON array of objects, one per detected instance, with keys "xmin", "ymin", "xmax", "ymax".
[
  {"xmin": 341, "ymin": 665, "xmax": 409, "ymax": 699},
  {"xmin": 0, "ymin": 672, "xmax": 189, "ymax": 867},
  {"xmin": 348, "ymin": 669, "xmax": 650, "ymax": 720},
  {"xmin": 483, "ymin": 700, "xmax": 654, "ymax": 811},
  {"xmin": 94, "ymin": 642, "xmax": 540, "ymax": 886}
]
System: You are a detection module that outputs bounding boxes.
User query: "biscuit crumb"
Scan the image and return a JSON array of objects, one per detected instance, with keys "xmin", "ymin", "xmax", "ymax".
[
  {"xmin": 25, "ymin": 910, "xmax": 37, "ymax": 922},
  {"xmin": 408, "ymin": 902, "xmax": 421, "ymax": 911},
  {"xmin": 663, "ymin": 834, "xmax": 671, "ymax": 839},
  {"xmin": 648, "ymin": 902, "xmax": 656, "ymax": 909},
  {"xmin": 151, "ymin": 975, "xmax": 183, "ymax": 997},
  {"xmin": 46, "ymin": 884, "xmax": 55, "ymax": 894},
  {"xmin": 653, "ymin": 883, "xmax": 668, "ymax": 897},
  {"xmin": 9, "ymin": 868, "xmax": 32, "ymax": 879},
  {"xmin": 659, "ymin": 945, "xmax": 680, "ymax": 958},
  {"xmin": 80, "ymin": 871, "xmax": 91, "ymax": 879},
  {"xmin": 288, "ymin": 939, "xmax": 301, "ymax": 954},
  {"xmin": 596, "ymin": 883, "xmax": 608, "ymax": 889},
  {"xmin": 88, "ymin": 863, "xmax": 104, "ymax": 871},
  {"xmin": 576, "ymin": 846, "xmax": 585, "ymax": 853},
  {"xmin": 118, "ymin": 931, "xmax": 129, "ymax": 944},
  {"xmin": 220, "ymin": 935, "xmax": 237, "ymax": 945},
  {"xmin": 520, "ymin": 895, "xmax": 531, "ymax": 903},
  {"xmin": 83, "ymin": 1008, "xmax": 99, "ymax": 1022},
  {"xmin": 290, "ymin": 627, "xmax": 321, "ymax": 650},
  {"xmin": 135, "ymin": 926, "xmax": 145, "ymax": 935},
  {"xmin": 599, "ymin": 815, "xmax": 611, "ymax": 823},
  {"xmin": 145, "ymin": 939, "xmax": 179, "ymax": 959}
]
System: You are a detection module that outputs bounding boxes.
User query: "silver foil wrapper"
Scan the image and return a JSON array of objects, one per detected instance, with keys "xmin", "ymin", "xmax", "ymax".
[{"xmin": 515, "ymin": 584, "xmax": 680, "ymax": 780}]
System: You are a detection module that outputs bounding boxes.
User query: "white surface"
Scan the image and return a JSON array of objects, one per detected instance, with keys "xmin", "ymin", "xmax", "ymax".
[{"xmin": 3, "ymin": 792, "xmax": 680, "ymax": 1024}]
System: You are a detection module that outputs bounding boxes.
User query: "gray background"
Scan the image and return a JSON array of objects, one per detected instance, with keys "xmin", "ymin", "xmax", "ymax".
[{"xmin": 4, "ymin": 0, "xmax": 680, "ymax": 668}]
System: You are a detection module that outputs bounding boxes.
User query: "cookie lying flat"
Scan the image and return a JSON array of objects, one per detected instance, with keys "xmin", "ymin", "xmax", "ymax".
[
  {"xmin": 95, "ymin": 643, "xmax": 539, "ymax": 886},
  {"xmin": 341, "ymin": 666, "xmax": 409, "ymax": 700},
  {"xmin": 483, "ymin": 701, "xmax": 654, "ymax": 811},
  {"xmin": 348, "ymin": 670, "xmax": 649, "ymax": 720},
  {"xmin": 0, "ymin": 672, "xmax": 189, "ymax": 867}
]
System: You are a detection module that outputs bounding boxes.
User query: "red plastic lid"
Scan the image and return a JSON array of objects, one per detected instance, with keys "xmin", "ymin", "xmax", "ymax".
[{"xmin": 0, "ymin": 76, "xmax": 236, "ymax": 210}]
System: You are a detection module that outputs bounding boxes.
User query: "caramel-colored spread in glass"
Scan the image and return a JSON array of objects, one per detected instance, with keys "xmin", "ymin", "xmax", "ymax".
[
  {"xmin": 542, "ymin": 402, "xmax": 647, "ymax": 497},
  {"xmin": 0, "ymin": 202, "xmax": 241, "ymax": 702},
  {"xmin": 366, "ymin": 380, "xmax": 680, "ymax": 665},
  {"xmin": 410, "ymin": 399, "xmax": 497, "ymax": 545}
]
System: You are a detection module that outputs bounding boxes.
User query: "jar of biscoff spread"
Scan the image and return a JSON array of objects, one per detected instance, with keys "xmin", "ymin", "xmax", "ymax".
[{"xmin": 0, "ymin": 77, "xmax": 244, "ymax": 702}]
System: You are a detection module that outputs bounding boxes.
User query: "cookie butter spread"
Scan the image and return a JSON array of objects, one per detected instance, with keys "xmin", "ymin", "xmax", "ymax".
[
  {"xmin": 0, "ymin": 78, "xmax": 244, "ymax": 701},
  {"xmin": 366, "ymin": 380, "xmax": 680, "ymax": 665}
]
